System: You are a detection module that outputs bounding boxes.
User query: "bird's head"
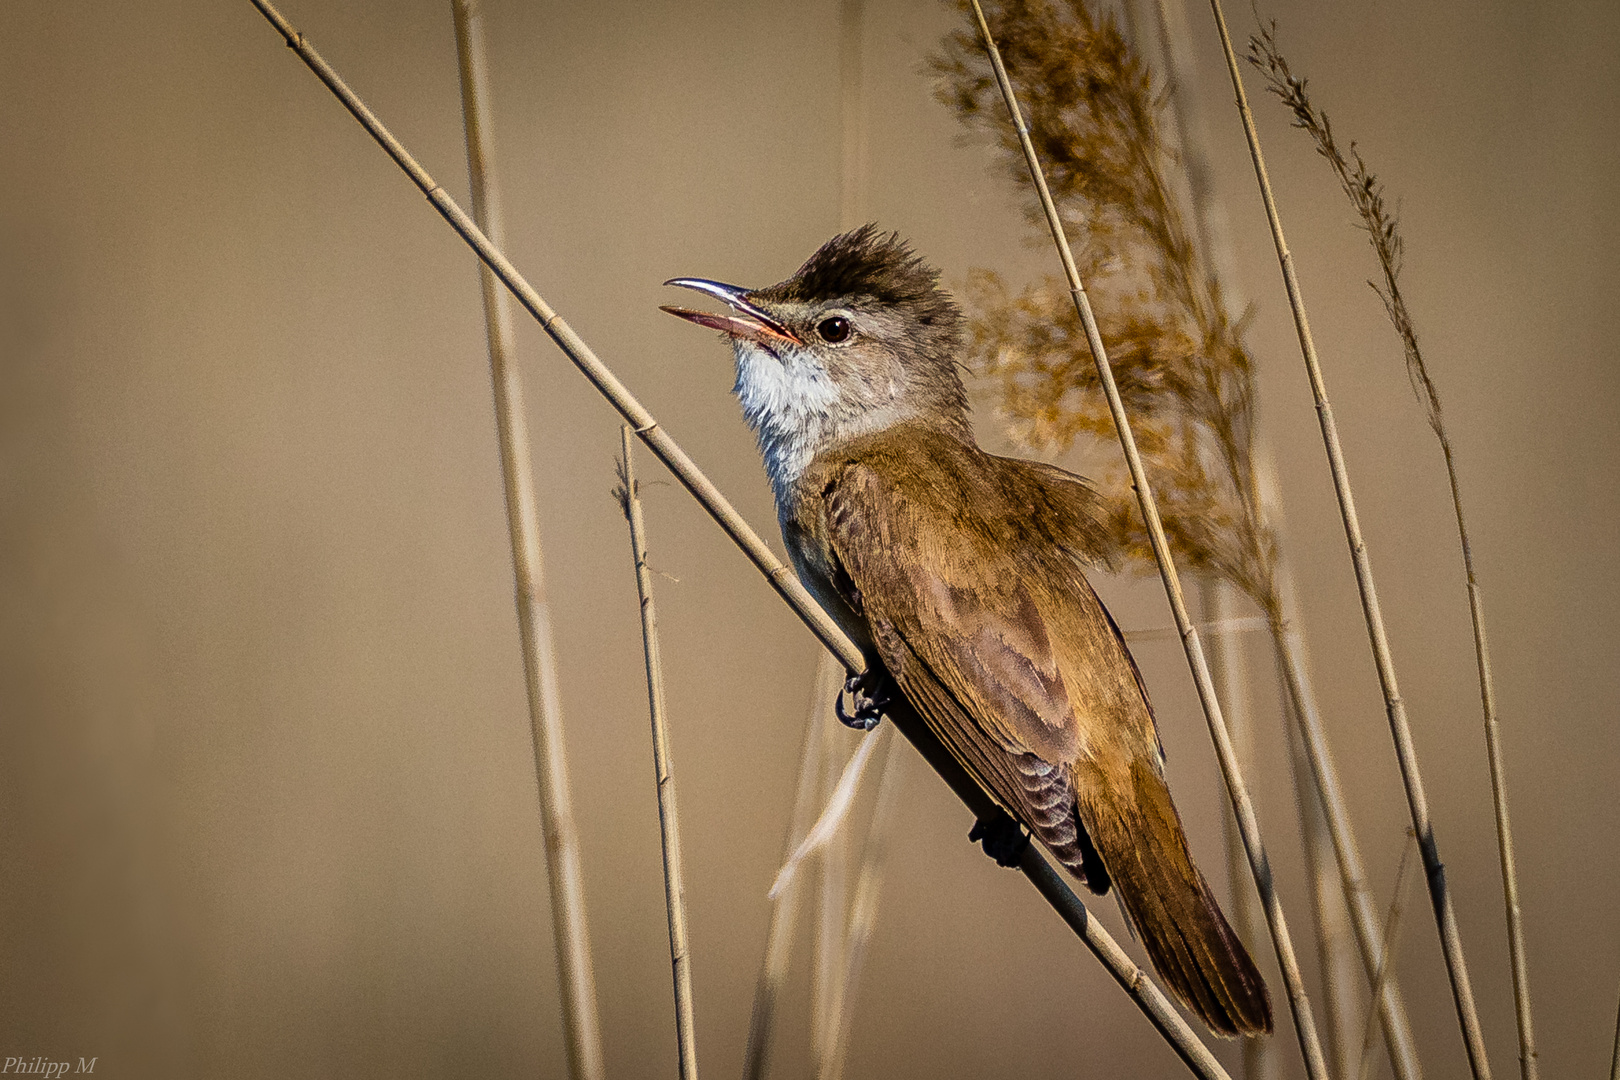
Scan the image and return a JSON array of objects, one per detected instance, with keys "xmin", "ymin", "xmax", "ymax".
[{"xmin": 662, "ymin": 225, "xmax": 970, "ymax": 503}]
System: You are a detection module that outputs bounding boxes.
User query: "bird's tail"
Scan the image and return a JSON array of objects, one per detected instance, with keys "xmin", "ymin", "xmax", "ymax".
[{"xmin": 1073, "ymin": 757, "xmax": 1273, "ymax": 1038}]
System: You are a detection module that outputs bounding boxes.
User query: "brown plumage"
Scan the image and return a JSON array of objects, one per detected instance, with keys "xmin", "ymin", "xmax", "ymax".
[{"xmin": 664, "ymin": 227, "xmax": 1272, "ymax": 1037}]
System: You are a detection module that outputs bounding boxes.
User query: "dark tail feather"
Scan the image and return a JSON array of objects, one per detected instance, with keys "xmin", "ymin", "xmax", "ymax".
[{"xmin": 1074, "ymin": 759, "xmax": 1273, "ymax": 1038}]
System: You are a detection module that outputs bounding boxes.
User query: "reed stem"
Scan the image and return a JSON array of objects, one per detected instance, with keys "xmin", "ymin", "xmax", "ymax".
[
  {"xmin": 1204, "ymin": 581, "xmax": 1280, "ymax": 1080},
  {"xmin": 1245, "ymin": 30, "xmax": 1537, "ymax": 1077},
  {"xmin": 450, "ymin": 4, "xmax": 603, "ymax": 1075},
  {"xmin": 1355, "ymin": 831, "xmax": 1418, "ymax": 1080},
  {"xmin": 838, "ymin": 0, "xmax": 867, "ymax": 230},
  {"xmin": 1144, "ymin": 5, "xmax": 1358, "ymax": 1069},
  {"xmin": 1286, "ymin": 689, "xmax": 1361, "ymax": 1079},
  {"xmin": 617, "ymin": 428, "xmax": 700, "ymax": 1080},
  {"xmin": 742, "ymin": 659, "xmax": 834, "ymax": 1080},
  {"xmin": 252, "ymin": 0, "xmax": 857, "ymax": 664},
  {"xmin": 813, "ymin": 706, "xmax": 851, "ymax": 1075},
  {"xmin": 968, "ymin": 3, "xmax": 1326, "ymax": 1073},
  {"xmin": 1142, "ymin": 5, "xmax": 1426, "ymax": 1071},
  {"xmin": 1206, "ymin": 4, "xmax": 1493, "ymax": 1076},
  {"xmin": 1269, "ymin": 597, "xmax": 1423, "ymax": 1080},
  {"xmin": 822, "ymin": 725, "xmax": 904, "ymax": 1080},
  {"xmin": 244, "ymin": 6, "xmax": 1231, "ymax": 1071}
]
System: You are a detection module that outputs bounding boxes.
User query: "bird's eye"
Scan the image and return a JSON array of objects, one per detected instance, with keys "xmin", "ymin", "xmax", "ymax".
[{"xmin": 817, "ymin": 316, "xmax": 852, "ymax": 344}]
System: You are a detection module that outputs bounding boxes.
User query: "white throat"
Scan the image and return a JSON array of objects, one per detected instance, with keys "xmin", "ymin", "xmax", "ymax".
[
  {"xmin": 731, "ymin": 341, "xmax": 840, "ymax": 508},
  {"xmin": 730, "ymin": 339, "xmax": 912, "ymax": 514}
]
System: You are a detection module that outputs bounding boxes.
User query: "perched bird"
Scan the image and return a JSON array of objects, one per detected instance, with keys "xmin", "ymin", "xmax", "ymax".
[{"xmin": 661, "ymin": 225, "xmax": 1272, "ymax": 1037}]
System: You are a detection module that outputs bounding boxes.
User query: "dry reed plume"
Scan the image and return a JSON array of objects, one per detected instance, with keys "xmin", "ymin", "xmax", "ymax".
[
  {"xmin": 1206, "ymin": 0, "xmax": 1492, "ymax": 1074},
  {"xmin": 942, "ymin": 2, "xmax": 1329, "ymax": 1074},
  {"xmin": 1248, "ymin": 27, "xmax": 1538, "ymax": 1080},
  {"xmin": 932, "ymin": 0, "xmax": 1272, "ymax": 606},
  {"xmin": 932, "ymin": 3, "xmax": 1425, "ymax": 1077}
]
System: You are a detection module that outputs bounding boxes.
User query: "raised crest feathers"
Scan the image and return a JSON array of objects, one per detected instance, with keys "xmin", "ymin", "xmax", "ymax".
[{"xmin": 759, "ymin": 225, "xmax": 963, "ymax": 334}]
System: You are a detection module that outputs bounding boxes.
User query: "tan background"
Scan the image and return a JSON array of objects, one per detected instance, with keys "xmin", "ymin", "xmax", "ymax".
[{"xmin": 2, "ymin": 0, "xmax": 1617, "ymax": 1077}]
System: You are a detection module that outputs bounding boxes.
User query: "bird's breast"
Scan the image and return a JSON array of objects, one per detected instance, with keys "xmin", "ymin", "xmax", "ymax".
[{"xmin": 780, "ymin": 497, "xmax": 877, "ymax": 663}]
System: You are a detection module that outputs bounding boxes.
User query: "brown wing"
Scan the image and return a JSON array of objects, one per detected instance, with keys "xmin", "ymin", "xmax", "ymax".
[
  {"xmin": 818, "ymin": 451, "xmax": 1272, "ymax": 1036},
  {"xmin": 820, "ymin": 456, "xmax": 1130, "ymax": 888},
  {"xmin": 1001, "ymin": 455, "xmax": 1117, "ymax": 573}
]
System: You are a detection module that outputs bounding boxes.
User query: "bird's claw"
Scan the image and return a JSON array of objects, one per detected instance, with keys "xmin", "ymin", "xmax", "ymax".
[
  {"xmin": 969, "ymin": 810, "xmax": 1030, "ymax": 868},
  {"xmin": 835, "ymin": 669, "xmax": 892, "ymax": 731}
]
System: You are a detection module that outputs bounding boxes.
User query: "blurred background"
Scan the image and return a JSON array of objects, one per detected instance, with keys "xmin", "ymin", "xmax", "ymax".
[{"xmin": 2, "ymin": 0, "xmax": 1616, "ymax": 1077}]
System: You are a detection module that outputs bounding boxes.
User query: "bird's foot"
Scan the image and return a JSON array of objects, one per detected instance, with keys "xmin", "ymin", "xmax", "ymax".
[
  {"xmin": 835, "ymin": 669, "xmax": 893, "ymax": 731},
  {"xmin": 969, "ymin": 810, "xmax": 1030, "ymax": 868}
]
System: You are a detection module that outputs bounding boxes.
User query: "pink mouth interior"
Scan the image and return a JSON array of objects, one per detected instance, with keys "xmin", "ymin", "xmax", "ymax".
[{"xmin": 660, "ymin": 305, "xmax": 795, "ymax": 345}]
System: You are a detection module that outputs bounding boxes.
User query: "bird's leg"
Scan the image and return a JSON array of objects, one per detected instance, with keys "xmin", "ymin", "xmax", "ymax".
[
  {"xmin": 969, "ymin": 808, "xmax": 1030, "ymax": 868},
  {"xmin": 835, "ymin": 667, "xmax": 894, "ymax": 731}
]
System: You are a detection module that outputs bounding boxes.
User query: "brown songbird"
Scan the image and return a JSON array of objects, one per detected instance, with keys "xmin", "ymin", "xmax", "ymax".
[{"xmin": 662, "ymin": 225, "xmax": 1272, "ymax": 1037}]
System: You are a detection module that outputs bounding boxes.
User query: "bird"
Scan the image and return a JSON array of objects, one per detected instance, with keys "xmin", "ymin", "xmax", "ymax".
[{"xmin": 660, "ymin": 224, "xmax": 1272, "ymax": 1037}]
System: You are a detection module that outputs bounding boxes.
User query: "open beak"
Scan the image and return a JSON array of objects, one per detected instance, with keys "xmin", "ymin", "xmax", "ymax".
[{"xmin": 661, "ymin": 278, "xmax": 802, "ymax": 347}]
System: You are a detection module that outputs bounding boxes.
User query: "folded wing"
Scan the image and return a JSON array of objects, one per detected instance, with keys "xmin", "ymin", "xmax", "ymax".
[{"xmin": 818, "ymin": 448, "xmax": 1271, "ymax": 1036}]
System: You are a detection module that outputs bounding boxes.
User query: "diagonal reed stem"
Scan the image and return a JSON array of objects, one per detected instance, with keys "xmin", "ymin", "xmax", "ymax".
[
  {"xmin": 1145, "ymin": 3, "xmax": 1422, "ymax": 1073},
  {"xmin": 966, "ymin": 3, "xmax": 1327, "ymax": 1074},
  {"xmin": 1143, "ymin": 4, "xmax": 1424, "ymax": 1072},
  {"xmin": 1285, "ymin": 667, "xmax": 1361, "ymax": 1078},
  {"xmin": 1355, "ymin": 830, "xmax": 1418, "ymax": 1080},
  {"xmin": 822, "ymin": 724, "xmax": 903, "ymax": 1080},
  {"xmin": 617, "ymin": 428, "xmax": 700, "ymax": 1080},
  {"xmin": 813, "ymin": 703, "xmax": 851, "ymax": 1077},
  {"xmin": 1269, "ymin": 582, "xmax": 1424, "ymax": 1080},
  {"xmin": 743, "ymin": 658, "xmax": 836, "ymax": 1080},
  {"xmin": 243, "ymin": 5, "xmax": 1231, "ymax": 1073},
  {"xmin": 1204, "ymin": 582, "xmax": 1280, "ymax": 1080},
  {"xmin": 1245, "ymin": 30, "xmax": 1537, "ymax": 1077},
  {"xmin": 1205, "ymin": 4, "xmax": 1493, "ymax": 1077},
  {"xmin": 251, "ymin": 0, "xmax": 855, "ymax": 664},
  {"xmin": 449, "ymin": 4, "xmax": 604, "ymax": 1076}
]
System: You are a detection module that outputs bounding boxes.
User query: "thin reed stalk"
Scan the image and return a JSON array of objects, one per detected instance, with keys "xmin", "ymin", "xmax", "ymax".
[
  {"xmin": 1131, "ymin": 0, "xmax": 1356, "ymax": 1060},
  {"xmin": 965, "ymin": 4, "xmax": 1327, "ymax": 1074},
  {"xmin": 937, "ymin": 0, "xmax": 1426, "ymax": 1063},
  {"xmin": 616, "ymin": 428, "xmax": 699, "ymax": 1080},
  {"xmin": 1144, "ymin": 2, "xmax": 1356, "ymax": 1069},
  {"xmin": 822, "ymin": 725, "xmax": 904, "ymax": 1080},
  {"xmin": 1205, "ymin": 582, "xmax": 1280, "ymax": 1080},
  {"xmin": 743, "ymin": 658, "xmax": 835, "ymax": 1080},
  {"xmin": 1246, "ymin": 30, "xmax": 1536, "ymax": 1079},
  {"xmin": 1269, "ymin": 588, "xmax": 1422, "ymax": 1080},
  {"xmin": 1355, "ymin": 831, "xmax": 1418, "ymax": 1080},
  {"xmin": 1145, "ymin": 5, "xmax": 1423, "ymax": 1071},
  {"xmin": 1286, "ymin": 688, "xmax": 1361, "ymax": 1079},
  {"xmin": 449, "ymin": 4, "xmax": 603, "ymax": 1076},
  {"xmin": 243, "ymin": 6, "xmax": 1232, "ymax": 1072},
  {"xmin": 1205, "ymin": 4, "xmax": 1493, "ymax": 1076},
  {"xmin": 813, "ymin": 706, "xmax": 851, "ymax": 1076}
]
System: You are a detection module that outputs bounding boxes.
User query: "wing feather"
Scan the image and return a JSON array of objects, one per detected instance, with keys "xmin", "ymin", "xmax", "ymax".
[
  {"xmin": 807, "ymin": 433, "xmax": 1268, "ymax": 1034},
  {"xmin": 823, "ymin": 458, "xmax": 1112, "ymax": 887}
]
